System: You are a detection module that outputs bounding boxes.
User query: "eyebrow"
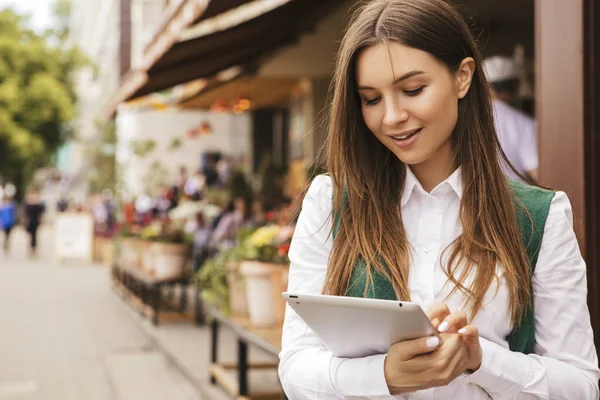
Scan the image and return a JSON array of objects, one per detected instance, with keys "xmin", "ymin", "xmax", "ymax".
[{"xmin": 357, "ymin": 70, "xmax": 426, "ymax": 91}]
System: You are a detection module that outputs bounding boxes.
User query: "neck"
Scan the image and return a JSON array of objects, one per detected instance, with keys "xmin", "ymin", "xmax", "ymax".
[{"xmin": 409, "ymin": 146, "xmax": 457, "ymax": 192}]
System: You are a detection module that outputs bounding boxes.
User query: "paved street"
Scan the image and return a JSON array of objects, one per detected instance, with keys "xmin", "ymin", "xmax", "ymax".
[{"xmin": 0, "ymin": 226, "xmax": 202, "ymax": 400}]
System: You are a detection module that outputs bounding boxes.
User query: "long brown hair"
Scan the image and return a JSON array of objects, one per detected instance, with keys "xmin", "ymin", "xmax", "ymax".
[{"xmin": 324, "ymin": 0, "xmax": 531, "ymax": 327}]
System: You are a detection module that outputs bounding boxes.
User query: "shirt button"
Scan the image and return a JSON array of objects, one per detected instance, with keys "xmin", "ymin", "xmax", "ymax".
[
  {"xmin": 424, "ymin": 245, "xmax": 432, "ymax": 253},
  {"xmin": 420, "ymin": 292, "xmax": 428, "ymax": 301}
]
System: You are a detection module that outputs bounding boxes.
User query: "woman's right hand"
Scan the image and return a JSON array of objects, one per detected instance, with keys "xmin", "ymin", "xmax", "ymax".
[{"xmin": 384, "ymin": 332, "xmax": 469, "ymax": 394}]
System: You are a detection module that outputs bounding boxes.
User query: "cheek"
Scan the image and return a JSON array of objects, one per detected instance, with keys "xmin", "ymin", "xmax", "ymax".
[
  {"xmin": 419, "ymin": 89, "xmax": 458, "ymax": 132},
  {"xmin": 361, "ymin": 106, "xmax": 381, "ymax": 135}
]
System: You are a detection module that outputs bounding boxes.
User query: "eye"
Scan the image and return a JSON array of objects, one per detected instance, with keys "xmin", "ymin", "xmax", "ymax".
[
  {"xmin": 363, "ymin": 96, "xmax": 381, "ymax": 106},
  {"xmin": 404, "ymin": 86, "xmax": 425, "ymax": 97}
]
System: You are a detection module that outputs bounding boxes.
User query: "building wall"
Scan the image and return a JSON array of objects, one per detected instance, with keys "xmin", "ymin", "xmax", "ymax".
[{"xmin": 116, "ymin": 108, "xmax": 252, "ymax": 196}]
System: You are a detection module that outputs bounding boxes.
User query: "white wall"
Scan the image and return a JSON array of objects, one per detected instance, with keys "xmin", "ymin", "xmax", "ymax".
[{"xmin": 116, "ymin": 108, "xmax": 252, "ymax": 196}]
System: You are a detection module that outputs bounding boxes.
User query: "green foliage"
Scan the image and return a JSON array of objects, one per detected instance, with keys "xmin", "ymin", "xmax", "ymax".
[
  {"xmin": 194, "ymin": 249, "xmax": 231, "ymax": 311},
  {"xmin": 143, "ymin": 160, "xmax": 169, "ymax": 195},
  {"xmin": 193, "ymin": 227, "xmax": 257, "ymax": 312},
  {"xmin": 168, "ymin": 137, "xmax": 183, "ymax": 151},
  {"xmin": 130, "ymin": 139, "xmax": 157, "ymax": 158},
  {"xmin": 88, "ymin": 120, "xmax": 117, "ymax": 193},
  {"xmin": 0, "ymin": 5, "xmax": 87, "ymax": 195}
]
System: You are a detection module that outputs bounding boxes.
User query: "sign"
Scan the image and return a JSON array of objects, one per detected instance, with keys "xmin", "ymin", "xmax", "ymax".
[{"xmin": 54, "ymin": 212, "xmax": 94, "ymax": 264}]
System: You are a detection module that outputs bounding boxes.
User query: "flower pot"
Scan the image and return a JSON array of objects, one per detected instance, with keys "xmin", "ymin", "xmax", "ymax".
[
  {"xmin": 226, "ymin": 261, "xmax": 248, "ymax": 317},
  {"xmin": 240, "ymin": 261, "xmax": 287, "ymax": 327},
  {"xmin": 150, "ymin": 242, "xmax": 189, "ymax": 281},
  {"xmin": 138, "ymin": 240, "xmax": 154, "ymax": 274},
  {"xmin": 120, "ymin": 238, "xmax": 140, "ymax": 268}
]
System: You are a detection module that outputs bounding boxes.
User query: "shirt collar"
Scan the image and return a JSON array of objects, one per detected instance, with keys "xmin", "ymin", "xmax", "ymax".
[{"xmin": 401, "ymin": 166, "xmax": 463, "ymax": 208}]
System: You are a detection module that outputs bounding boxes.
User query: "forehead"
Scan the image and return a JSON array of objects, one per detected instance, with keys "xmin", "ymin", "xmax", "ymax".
[{"xmin": 355, "ymin": 41, "xmax": 446, "ymax": 86}]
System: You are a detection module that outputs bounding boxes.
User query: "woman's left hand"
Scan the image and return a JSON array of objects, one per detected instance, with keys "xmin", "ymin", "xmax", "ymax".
[
  {"xmin": 457, "ymin": 325, "xmax": 482, "ymax": 372},
  {"xmin": 425, "ymin": 303, "xmax": 483, "ymax": 372}
]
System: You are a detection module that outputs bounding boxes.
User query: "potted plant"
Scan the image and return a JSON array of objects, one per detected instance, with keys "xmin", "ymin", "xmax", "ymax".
[
  {"xmin": 239, "ymin": 225, "xmax": 292, "ymax": 327},
  {"xmin": 140, "ymin": 221, "xmax": 192, "ymax": 281},
  {"xmin": 194, "ymin": 249, "xmax": 230, "ymax": 312},
  {"xmin": 150, "ymin": 228, "xmax": 192, "ymax": 281},
  {"xmin": 224, "ymin": 227, "xmax": 257, "ymax": 317},
  {"xmin": 117, "ymin": 225, "xmax": 142, "ymax": 269}
]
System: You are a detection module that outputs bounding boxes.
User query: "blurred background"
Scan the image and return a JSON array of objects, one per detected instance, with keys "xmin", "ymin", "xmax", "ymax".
[{"xmin": 0, "ymin": 0, "xmax": 598, "ymax": 399}]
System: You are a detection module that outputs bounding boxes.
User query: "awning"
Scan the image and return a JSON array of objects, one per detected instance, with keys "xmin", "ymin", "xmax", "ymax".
[
  {"xmin": 177, "ymin": 75, "xmax": 302, "ymax": 110},
  {"xmin": 102, "ymin": 0, "xmax": 345, "ymax": 120}
]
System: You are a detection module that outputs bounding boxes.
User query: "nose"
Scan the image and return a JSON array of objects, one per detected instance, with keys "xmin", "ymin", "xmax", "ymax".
[{"xmin": 383, "ymin": 97, "xmax": 409, "ymax": 127}]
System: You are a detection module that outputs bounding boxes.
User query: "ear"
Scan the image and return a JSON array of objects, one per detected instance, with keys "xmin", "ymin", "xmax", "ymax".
[{"xmin": 456, "ymin": 57, "xmax": 476, "ymax": 99}]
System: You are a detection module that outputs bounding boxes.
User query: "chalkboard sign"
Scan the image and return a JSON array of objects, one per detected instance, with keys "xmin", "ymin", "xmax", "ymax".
[{"xmin": 54, "ymin": 212, "xmax": 94, "ymax": 264}]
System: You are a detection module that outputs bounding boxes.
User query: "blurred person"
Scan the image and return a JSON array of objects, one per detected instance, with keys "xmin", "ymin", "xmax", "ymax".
[
  {"xmin": 0, "ymin": 194, "xmax": 17, "ymax": 254},
  {"xmin": 134, "ymin": 193, "xmax": 154, "ymax": 225},
  {"xmin": 184, "ymin": 170, "xmax": 205, "ymax": 201},
  {"xmin": 202, "ymin": 157, "xmax": 219, "ymax": 188},
  {"xmin": 102, "ymin": 189, "xmax": 116, "ymax": 233},
  {"xmin": 155, "ymin": 186, "xmax": 172, "ymax": 219},
  {"xmin": 177, "ymin": 166, "xmax": 188, "ymax": 191},
  {"xmin": 191, "ymin": 212, "xmax": 212, "ymax": 271},
  {"xmin": 216, "ymin": 155, "xmax": 233, "ymax": 187},
  {"xmin": 483, "ymin": 55, "xmax": 538, "ymax": 183},
  {"xmin": 273, "ymin": 197, "xmax": 295, "ymax": 243},
  {"xmin": 92, "ymin": 194, "xmax": 108, "ymax": 233},
  {"xmin": 24, "ymin": 191, "xmax": 45, "ymax": 259},
  {"xmin": 249, "ymin": 199, "xmax": 266, "ymax": 228},
  {"xmin": 210, "ymin": 197, "xmax": 250, "ymax": 249}
]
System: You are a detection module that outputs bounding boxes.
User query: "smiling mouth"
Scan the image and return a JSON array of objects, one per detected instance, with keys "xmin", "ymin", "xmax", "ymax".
[{"xmin": 391, "ymin": 128, "xmax": 422, "ymax": 141}]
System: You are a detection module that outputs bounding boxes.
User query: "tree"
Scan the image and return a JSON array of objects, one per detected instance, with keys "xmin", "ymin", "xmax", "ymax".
[
  {"xmin": 0, "ymin": 4, "xmax": 86, "ymax": 198},
  {"xmin": 87, "ymin": 120, "xmax": 117, "ymax": 193}
]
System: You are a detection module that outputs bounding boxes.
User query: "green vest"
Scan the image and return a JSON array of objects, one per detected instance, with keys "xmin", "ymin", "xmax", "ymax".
[{"xmin": 332, "ymin": 179, "xmax": 555, "ymax": 354}]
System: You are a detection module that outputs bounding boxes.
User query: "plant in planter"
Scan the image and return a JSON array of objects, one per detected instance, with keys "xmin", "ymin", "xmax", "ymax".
[
  {"xmin": 194, "ymin": 247, "xmax": 232, "ymax": 312},
  {"xmin": 139, "ymin": 222, "xmax": 192, "ymax": 280},
  {"xmin": 116, "ymin": 224, "xmax": 142, "ymax": 268},
  {"xmin": 194, "ymin": 227, "xmax": 256, "ymax": 317},
  {"xmin": 239, "ymin": 224, "xmax": 292, "ymax": 327}
]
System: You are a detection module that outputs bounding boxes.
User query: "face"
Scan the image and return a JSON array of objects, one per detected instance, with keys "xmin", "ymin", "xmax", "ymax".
[
  {"xmin": 356, "ymin": 41, "xmax": 474, "ymax": 174},
  {"xmin": 234, "ymin": 198, "xmax": 246, "ymax": 213}
]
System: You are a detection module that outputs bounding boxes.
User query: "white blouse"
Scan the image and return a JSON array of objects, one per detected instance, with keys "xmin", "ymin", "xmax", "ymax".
[{"xmin": 279, "ymin": 170, "xmax": 599, "ymax": 400}]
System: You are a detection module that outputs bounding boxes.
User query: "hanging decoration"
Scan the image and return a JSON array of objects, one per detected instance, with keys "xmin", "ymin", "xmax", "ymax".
[
  {"xmin": 186, "ymin": 120, "xmax": 213, "ymax": 138},
  {"xmin": 210, "ymin": 96, "xmax": 252, "ymax": 114}
]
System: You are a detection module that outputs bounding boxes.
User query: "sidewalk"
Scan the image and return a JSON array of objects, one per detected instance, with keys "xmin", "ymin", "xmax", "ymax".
[
  {"xmin": 0, "ymin": 225, "xmax": 202, "ymax": 400},
  {"xmin": 118, "ymin": 291, "xmax": 282, "ymax": 400}
]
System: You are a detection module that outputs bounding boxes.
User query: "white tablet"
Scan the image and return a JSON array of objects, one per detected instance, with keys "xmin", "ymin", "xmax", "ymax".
[{"xmin": 283, "ymin": 292, "xmax": 440, "ymax": 358}]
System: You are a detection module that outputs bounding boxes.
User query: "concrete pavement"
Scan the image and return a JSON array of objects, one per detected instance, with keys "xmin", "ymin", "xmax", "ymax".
[{"xmin": 0, "ymin": 226, "xmax": 202, "ymax": 400}]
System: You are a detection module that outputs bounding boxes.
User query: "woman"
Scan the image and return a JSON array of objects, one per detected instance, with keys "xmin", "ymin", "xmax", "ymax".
[
  {"xmin": 279, "ymin": 1, "xmax": 599, "ymax": 399},
  {"xmin": 24, "ymin": 191, "xmax": 44, "ymax": 259},
  {"xmin": 210, "ymin": 197, "xmax": 251, "ymax": 249}
]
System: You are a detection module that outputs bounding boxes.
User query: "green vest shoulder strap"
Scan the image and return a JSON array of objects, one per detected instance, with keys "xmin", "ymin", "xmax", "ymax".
[{"xmin": 331, "ymin": 180, "xmax": 555, "ymax": 354}]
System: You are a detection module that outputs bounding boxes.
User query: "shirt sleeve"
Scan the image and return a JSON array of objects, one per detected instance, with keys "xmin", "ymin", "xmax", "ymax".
[
  {"xmin": 464, "ymin": 191, "xmax": 600, "ymax": 399},
  {"xmin": 518, "ymin": 117, "xmax": 539, "ymax": 173},
  {"xmin": 278, "ymin": 175, "xmax": 402, "ymax": 400}
]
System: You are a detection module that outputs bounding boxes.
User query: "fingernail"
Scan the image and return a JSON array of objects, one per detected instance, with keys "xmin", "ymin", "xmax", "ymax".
[
  {"xmin": 458, "ymin": 328, "xmax": 467, "ymax": 334},
  {"xmin": 438, "ymin": 321, "xmax": 449, "ymax": 332},
  {"xmin": 426, "ymin": 336, "xmax": 440, "ymax": 348}
]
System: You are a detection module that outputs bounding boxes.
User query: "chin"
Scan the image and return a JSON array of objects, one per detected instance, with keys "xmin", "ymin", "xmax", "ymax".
[{"xmin": 391, "ymin": 149, "xmax": 430, "ymax": 166}]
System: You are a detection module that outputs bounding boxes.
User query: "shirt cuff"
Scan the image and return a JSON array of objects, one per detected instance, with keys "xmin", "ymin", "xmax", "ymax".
[
  {"xmin": 331, "ymin": 353, "xmax": 397, "ymax": 399},
  {"xmin": 464, "ymin": 338, "xmax": 530, "ymax": 398}
]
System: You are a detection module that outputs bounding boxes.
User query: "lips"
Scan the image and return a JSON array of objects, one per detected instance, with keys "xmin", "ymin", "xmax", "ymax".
[{"xmin": 389, "ymin": 128, "xmax": 422, "ymax": 141}]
